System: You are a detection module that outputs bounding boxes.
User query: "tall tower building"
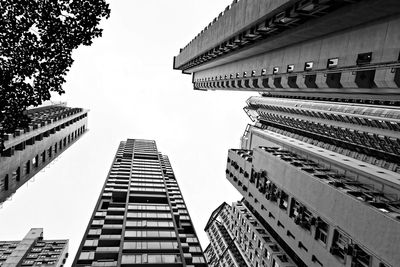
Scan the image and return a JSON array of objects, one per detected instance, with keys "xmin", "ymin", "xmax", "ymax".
[
  {"xmin": 73, "ymin": 139, "xmax": 207, "ymax": 266},
  {"xmin": 173, "ymin": 0, "xmax": 400, "ymax": 103},
  {"xmin": 175, "ymin": 1, "xmax": 400, "ymax": 266},
  {"xmin": 205, "ymin": 201, "xmax": 299, "ymax": 267},
  {"xmin": 224, "ymin": 122, "xmax": 400, "ymax": 266},
  {"xmin": 243, "ymin": 96, "xmax": 400, "ymax": 173},
  {"xmin": 0, "ymin": 228, "xmax": 69, "ymax": 267},
  {"xmin": 0, "ymin": 103, "xmax": 88, "ymax": 204}
]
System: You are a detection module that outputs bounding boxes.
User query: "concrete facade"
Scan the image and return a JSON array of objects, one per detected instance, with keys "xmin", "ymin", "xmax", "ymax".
[
  {"xmin": 225, "ymin": 125, "xmax": 400, "ymax": 267},
  {"xmin": 244, "ymin": 96, "xmax": 400, "ymax": 173},
  {"xmin": 174, "ymin": 0, "xmax": 400, "ymax": 103},
  {"xmin": 73, "ymin": 139, "xmax": 206, "ymax": 266},
  {"xmin": 0, "ymin": 228, "xmax": 68, "ymax": 267},
  {"xmin": 0, "ymin": 104, "xmax": 88, "ymax": 204},
  {"xmin": 205, "ymin": 201, "xmax": 299, "ymax": 267}
]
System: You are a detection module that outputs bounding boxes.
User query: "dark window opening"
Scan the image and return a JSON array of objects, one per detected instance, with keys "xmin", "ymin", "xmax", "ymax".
[
  {"xmin": 287, "ymin": 231, "xmax": 295, "ymax": 239},
  {"xmin": 25, "ymin": 160, "xmax": 30, "ymax": 175},
  {"xmin": 287, "ymin": 76, "xmax": 298, "ymax": 88},
  {"xmin": 326, "ymin": 73, "xmax": 342, "ymax": 88},
  {"xmin": 298, "ymin": 242, "xmax": 308, "ymax": 252},
  {"xmin": 4, "ymin": 174, "xmax": 9, "ymax": 191},
  {"xmin": 262, "ymin": 78, "xmax": 269, "ymax": 88},
  {"xmin": 355, "ymin": 70, "xmax": 375, "ymax": 88},
  {"xmin": 305, "ymin": 74, "xmax": 317, "ymax": 88},
  {"xmin": 274, "ymin": 77, "xmax": 283, "ymax": 88},
  {"xmin": 356, "ymin": 52, "xmax": 372, "ymax": 65}
]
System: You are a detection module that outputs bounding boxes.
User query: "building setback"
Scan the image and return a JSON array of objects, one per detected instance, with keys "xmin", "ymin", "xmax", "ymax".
[
  {"xmin": 0, "ymin": 228, "xmax": 68, "ymax": 267},
  {"xmin": 0, "ymin": 103, "xmax": 88, "ymax": 204},
  {"xmin": 173, "ymin": 0, "xmax": 400, "ymax": 104},
  {"xmin": 73, "ymin": 139, "xmax": 207, "ymax": 266}
]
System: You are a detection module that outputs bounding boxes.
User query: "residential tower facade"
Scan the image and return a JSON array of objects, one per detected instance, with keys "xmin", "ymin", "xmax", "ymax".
[
  {"xmin": 0, "ymin": 228, "xmax": 68, "ymax": 267},
  {"xmin": 175, "ymin": 1, "xmax": 400, "ymax": 266},
  {"xmin": 73, "ymin": 139, "xmax": 206, "ymax": 266},
  {"xmin": 0, "ymin": 103, "xmax": 88, "ymax": 204},
  {"xmin": 174, "ymin": 0, "xmax": 400, "ymax": 104}
]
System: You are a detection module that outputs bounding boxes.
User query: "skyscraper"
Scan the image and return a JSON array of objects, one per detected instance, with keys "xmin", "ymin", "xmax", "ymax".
[
  {"xmin": 243, "ymin": 96, "xmax": 400, "ymax": 172},
  {"xmin": 179, "ymin": 1, "xmax": 400, "ymax": 266},
  {"xmin": 224, "ymin": 128, "xmax": 400, "ymax": 266},
  {"xmin": 173, "ymin": 0, "xmax": 400, "ymax": 103},
  {"xmin": 73, "ymin": 139, "xmax": 206, "ymax": 266},
  {"xmin": 0, "ymin": 228, "xmax": 69, "ymax": 267},
  {"xmin": 0, "ymin": 103, "xmax": 88, "ymax": 204},
  {"xmin": 205, "ymin": 201, "xmax": 299, "ymax": 267}
]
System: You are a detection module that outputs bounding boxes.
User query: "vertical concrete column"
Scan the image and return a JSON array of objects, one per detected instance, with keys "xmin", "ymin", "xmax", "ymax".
[
  {"xmin": 280, "ymin": 75, "xmax": 289, "ymax": 88},
  {"xmin": 340, "ymin": 71, "xmax": 357, "ymax": 88},
  {"xmin": 297, "ymin": 75, "xmax": 308, "ymax": 89},
  {"xmin": 374, "ymin": 68, "xmax": 398, "ymax": 88},
  {"xmin": 267, "ymin": 76, "xmax": 276, "ymax": 89},
  {"xmin": 315, "ymin": 73, "xmax": 329, "ymax": 88}
]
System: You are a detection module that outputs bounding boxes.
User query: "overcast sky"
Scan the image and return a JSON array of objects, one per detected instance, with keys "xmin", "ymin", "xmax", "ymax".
[{"xmin": 0, "ymin": 0, "xmax": 254, "ymax": 265}]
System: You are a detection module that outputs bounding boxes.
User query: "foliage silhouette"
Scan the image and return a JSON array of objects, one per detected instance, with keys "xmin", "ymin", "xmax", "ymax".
[{"xmin": 0, "ymin": 0, "xmax": 110, "ymax": 151}]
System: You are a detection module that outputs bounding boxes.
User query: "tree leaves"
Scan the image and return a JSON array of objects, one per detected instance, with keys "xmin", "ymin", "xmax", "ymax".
[{"xmin": 0, "ymin": 0, "xmax": 111, "ymax": 151}]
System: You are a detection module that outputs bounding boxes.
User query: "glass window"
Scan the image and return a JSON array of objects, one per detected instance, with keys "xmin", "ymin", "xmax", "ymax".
[
  {"xmin": 162, "ymin": 254, "xmax": 181, "ymax": 263},
  {"xmin": 79, "ymin": 251, "xmax": 94, "ymax": 260},
  {"xmin": 148, "ymin": 254, "xmax": 162, "ymax": 263},
  {"xmin": 25, "ymin": 160, "xmax": 30, "ymax": 175},
  {"xmin": 192, "ymin": 256, "xmax": 205, "ymax": 263}
]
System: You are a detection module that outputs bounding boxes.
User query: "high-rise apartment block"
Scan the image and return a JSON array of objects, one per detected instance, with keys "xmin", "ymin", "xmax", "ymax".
[
  {"xmin": 0, "ymin": 228, "xmax": 68, "ymax": 267},
  {"xmin": 73, "ymin": 139, "xmax": 206, "ymax": 266},
  {"xmin": 226, "ymin": 135, "xmax": 400, "ymax": 266},
  {"xmin": 205, "ymin": 201, "xmax": 299, "ymax": 267},
  {"xmin": 0, "ymin": 103, "xmax": 88, "ymax": 204},
  {"xmin": 174, "ymin": 0, "xmax": 400, "ymax": 266},
  {"xmin": 174, "ymin": 0, "xmax": 400, "ymax": 103},
  {"xmin": 243, "ymin": 96, "xmax": 400, "ymax": 173}
]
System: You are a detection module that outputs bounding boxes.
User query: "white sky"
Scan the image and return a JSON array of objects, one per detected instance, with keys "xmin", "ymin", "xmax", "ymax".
[{"xmin": 0, "ymin": 1, "xmax": 254, "ymax": 265}]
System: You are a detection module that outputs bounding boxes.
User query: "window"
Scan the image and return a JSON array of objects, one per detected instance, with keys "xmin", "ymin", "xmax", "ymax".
[
  {"xmin": 331, "ymin": 230, "xmax": 350, "ymax": 261},
  {"xmin": 92, "ymin": 219, "xmax": 104, "ymax": 225},
  {"xmin": 123, "ymin": 241, "xmax": 178, "ymax": 250},
  {"xmin": 84, "ymin": 240, "xmax": 98, "ymax": 247},
  {"xmin": 126, "ymin": 212, "xmax": 172, "ymax": 219},
  {"xmin": 41, "ymin": 151, "xmax": 46, "ymax": 163},
  {"xmin": 79, "ymin": 251, "xmax": 94, "ymax": 260},
  {"xmin": 189, "ymin": 246, "xmax": 202, "ymax": 253},
  {"xmin": 88, "ymin": 229, "xmax": 101, "ymax": 236},
  {"xmin": 279, "ymin": 191, "xmax": 288, "ymax": 210},
  {"xmin": 124, "ymin": 230, "xmax": 176, "ymax": 238},
  {"xmin": 48, "ymin": 147, "xmax": 52, "ymax": 158},
  {"xmin": 33, "ymin": 155, "xmax": 39, "ymax": 168},
  {"xmin": 22, "ymin": 260, "xmax": 35, "ymax": 265},
  {"xmin": 298, "ymin": 242, "xmax": 308, "ymax": 252},
  {"xmin": 13, "ymin": 167, "xmax": 20, "ymax": 182},
  {"xmin": 25, "ymin": 160, "xmax": 30, "ymax": 175},
  {"xmin": 3, "ymin": 174, "xmax": 9, "ymax": 191},
  {"xmin": 121, "ymin": 254, "xmax": 181, "ymax": 264},
  {"xmin": 352, "ymin": 245, "xmax": 371, "ymax": 267},
  {"xmin": 315, "ymin": 218, "xmax": 329, "ymax": 245},
  {"xmin": 125, "ymin": 220, "xmax": 173, "ymax": 228}
]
